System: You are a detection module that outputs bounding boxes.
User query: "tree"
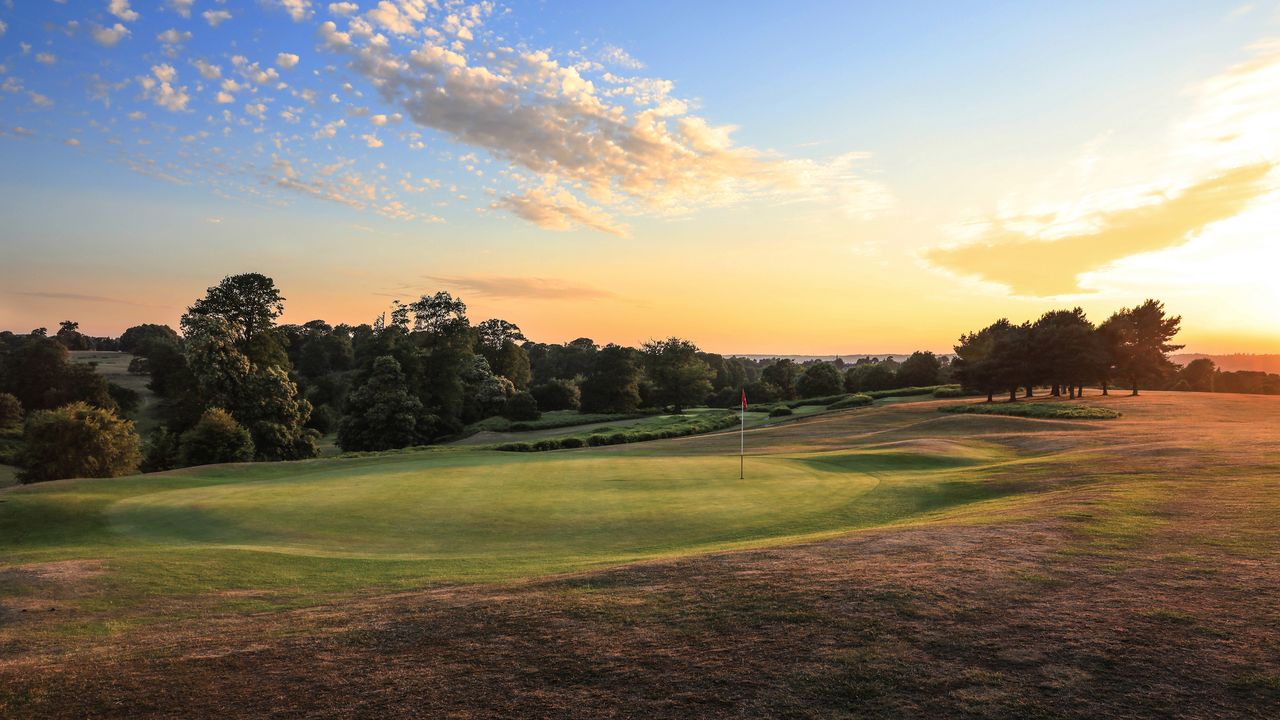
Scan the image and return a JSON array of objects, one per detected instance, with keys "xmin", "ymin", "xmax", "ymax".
[
  {"xmin": 1177, "ymin": 358, "xmax": 1216, "ymax": 392},
  {"xmin": 55, "ymin": 320, "xmax": 88, "ymax": 351},
  {"xmin": 0, "ymin": 392, "xmax": 22, "ymax": 430},
  {"xmin": 580, "ymin": 344, "xmax": 642, "ymax": 413},
  {"xmin": 761, "ymin": 359, "xmax": 801, "ymax": 400},
  {"xmin": 642, "ymin": 337, "xmax": 714, "ymax": 412},
  {"xmin": 796, "ymin": 362, "xmax": 844, "ymax": 398},
  {"xmin": 184, "ymin": 273, "xmax": 285, "ymax": 345},
  {"xmin": 178, "ymin": 408, "xmax": 255, "ymax": 466},
  {"xmin": 409, "ymin": 291, "xmax": 469, "ymax": 334},
  {"xmin": 844, "ymin": 362, "xmax": 897, "ymax": 392},
  {"xmin": 531, "ymin": 379, "xmax": 580, "ymax": 411},
  {"xmin": 503, "ymin": 391, "xmax": 541, "ymax": 421},
  {"xmin": 338, "ymin": 356, "xmax": 431, "ymax": 452},
  {"xmin": 483, "ymin": 340, "xmax": 532, "ymax": 390},
  {"xmin": 1107, "ymin": 300, "xmax": 1183, "ymax": 396},
  {"xmin": 19, "ymin": 402, "xmax": 140, "ymax": 483},
  {"xmin": 895, "ymin": 351, "xmax": 942, "ymax": 388},
  {"xmin": 119, "ymin": 324, "xmax": 180, "ymax": 355},
  {"xmin": 952, "ymin": 319, "xmax": 1014, "ymax": 402},
  {"xmin": 0, "ymin": 337, "xmax": 114, "ymax": 412},
  {"xmin": 476, "ymin": 319, "xmax": 527, "ymax": 349}
]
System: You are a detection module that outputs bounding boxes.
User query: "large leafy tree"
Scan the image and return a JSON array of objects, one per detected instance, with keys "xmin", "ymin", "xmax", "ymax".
[
  {"xmin": 579, "ymin": 344, "xmax": 642, "ymax": 413},
  {"xmin": 184, "ymin": 273, "xmax": 285, "ymax": 345},
  {"xmin": 952, "ymin": 319, "xmax": 1014, "ymax": 402},
  {"xmin": 338, "ymin": 355, "xmax": 433, "ymax": 451},
  {"xmin": 797, "ymin": 361, "xmax": 844, "ymax": 398},
  {"xmin": 20, "ymin": 402, "xmax": 140, "ymax": 483},
  {"xmin": 1106, "ymin": 299, "xmax": 1183, "ymax": 395},
  {"xmin": 761, "ymin": 359, "xmax": 801, "ymax": 400},
  {"xmin": 895, "ymin": 351, "xmax": 942, "ymax": 388},
  {"xmin": 642, "ymin": 337, "xmax": 714, "ymax": 412},
  {"xmin": 0, "ymin": 337, "xmax": 114, "ymax": 412}
]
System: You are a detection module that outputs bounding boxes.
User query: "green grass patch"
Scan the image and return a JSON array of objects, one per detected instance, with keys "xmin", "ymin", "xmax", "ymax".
[
  {"xmin": 465, "ymin": 410, "xmax": 643, "ymax": 434},
  {"xmin": 496, "ymin": 409, "xmax": 738, "ymax": 451},
  {"xmin": 939, "ymin": 402, "xmax": 1121, "ymax": 420}
]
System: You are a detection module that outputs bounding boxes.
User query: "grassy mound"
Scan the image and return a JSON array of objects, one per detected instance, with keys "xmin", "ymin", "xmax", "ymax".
[
  {"xmin": 496, "ymin": 410, "xmax": 738, "ymax": 451},
  {"xmin": 940, "ymin": 401, "xmax": 1121, "ymax": 419}
]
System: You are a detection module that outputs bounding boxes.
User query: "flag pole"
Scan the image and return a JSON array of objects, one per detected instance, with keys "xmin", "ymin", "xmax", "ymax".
[{"xmin": 739, "ymin": 388, "xmax": 746, "ymax": 479}]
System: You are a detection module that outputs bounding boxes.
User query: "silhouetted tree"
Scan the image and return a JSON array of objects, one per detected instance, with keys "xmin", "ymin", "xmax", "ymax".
[
  {"xmin": 642, "ymin": 338, "xmax": 714, "ymax": 412},
  {"xmin": 896, "ymin": 351, "xmax": 942, "ymax": 388},
  {"xmin": 797, "ymin": 361, "xmax": 844, "ymax": 398},
  {"xmin": 1177, "ymin": 358, "xmax": 1216, "ymax": 392},
  {"xmin": 338, "ymin": 356, "xmax": 432, "ymax": 451},
  {"xmin": 761, "ymin": 359, "xmax": 801, "ymax": 400},
  {"xmin": 1106, "ymin": 300, "xmax": 1183, "ymax": 396},
  {"xmin": 580, "ymin": 344, "xmax": 642, "ymax": 413}
]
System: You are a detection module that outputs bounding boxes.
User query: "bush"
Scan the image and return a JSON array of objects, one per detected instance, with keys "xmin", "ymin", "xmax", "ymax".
[
  {"xmin": 306, "ymin": 404, "xmax": 340, "ymax": 435},
  {"xmin": 797, "ymin": 362, "xmax": 845, "ymax": 398},
  {"xmin": 0, "ymin": 392, "xmax": 22, "ymax": 430},
  {"xmin": 107, "ymin": 383, "xmax": 141, "ymax": 416},
  {"xmin": 939, "ymin": 402, "xmax": 1121, "ymax": 420},
  {"xmin": 769, "ymin": 405, "xmax": 793, "ymax": 417},
  {"xmin": 503, "ymin": 391, "xmax": 541, "ymax": 421},
  {"xmin": 141, "ymin": 428, "xmax": 181, "ymax": 472},
  {"xmin": 178, "ymin": 408, "xmax": 255, "ymax": 467},
  {"xmin": 19, "ymin": 402, "xmax": 141, "ymax": 483},
  {"xmin": 530, "ymin": 379, "xmax": 580, "ymax": 411},
  {"xmin": 828, "ymin": 394, "xmax": 873, "ymax": 410},
  {"xmin": 495, "ymin": 411, "xmax": 738, "ymax": 452},
  {"xmin": 863, "ymin": 385, "xmax": 944, "ymax": 399},
  {"xmin": 933, "ymin": 386, "xmax": 964, "ymax": 398}
]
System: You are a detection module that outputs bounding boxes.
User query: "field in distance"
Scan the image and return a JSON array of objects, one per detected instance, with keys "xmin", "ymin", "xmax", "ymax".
[{"xmin": 1, "ymin": 391, "xmax": 1277, "ymax": 718}]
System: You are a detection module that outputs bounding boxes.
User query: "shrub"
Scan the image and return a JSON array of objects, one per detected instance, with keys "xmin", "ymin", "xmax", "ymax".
[
  {"xmin": 503, "ymin": 391, "xmax": 541, "ymax": 421},
  {"xmin": 769, "ymin": 405, "xmax": 793, "ymax": 417},
  {"xmin": 306, "ymin": 404, "xmax": 340, "ymax": 435},
  {"xmin": 530, "ymin": 379, "xmax": 580, "ymax": 411},
  {"xmin": 141, "ymin": 428, "xmax": 181, "ymax": 472},
  {"xmin": 19, "ymin": 402, "xmax": 141, "ymax": 483},
  {"xmin": 0, "ymin": 392, "xmax": 22, "ymax": 430},
  {"xmin": 797, "ymin": 362, "xmax": 844, "ymax": 398},
  {"xmin": 939, "ymin": 402, "xmax": 1120, "ymax": 420},
  {"xmin": 863, "ymin": 385, "xmax": 943, "ymax": 399},
  {"xmin": 107, "ymin": 383, "xmax": 141, "ymax": 416},
  {"xmin": 933, "ymin": 386, "xmax": 964, "ymax": 398},
  {"xmin": 559, "ymin": 437, "xmax": 585, "ymax": 449},
  {"xmin": 828, "ymin": 394, "xmax": 873, "ymax": 410},
  {"xmin": 178, "ymin": 408, "xmax": 255, "ymax": 466}
]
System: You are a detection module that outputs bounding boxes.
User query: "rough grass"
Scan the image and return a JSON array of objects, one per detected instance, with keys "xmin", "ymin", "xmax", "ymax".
[
  {"xmin": 0, "ymin": 391, "xmax": 1276, "ymax": 719},
  {"xmin": 495, "ymin": 409, "xmax": 740, "ymax": 451},
  {"xmin": 941, "ymin": 401, "xmax": 1122, "ymax": 419}
]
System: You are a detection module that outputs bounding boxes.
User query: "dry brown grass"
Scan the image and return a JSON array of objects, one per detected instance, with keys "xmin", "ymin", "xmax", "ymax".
[{"xmin": 1, "ymin": 391, "xmax": 1277, "ymax": 718}]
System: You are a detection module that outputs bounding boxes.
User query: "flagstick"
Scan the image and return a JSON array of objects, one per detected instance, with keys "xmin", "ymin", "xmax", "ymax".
[{"xmin": 739, "ymin": 391, "xmax": 745, "ymax": 480}]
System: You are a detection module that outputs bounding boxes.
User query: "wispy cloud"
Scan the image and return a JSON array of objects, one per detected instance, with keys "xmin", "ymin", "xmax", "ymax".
[
  {"xmin": 421, "ymin": 275, "xmax": 619, "ymax": 301},
  {"xmin": 8, "ymin": 290, "xmax": 168, "ymax": 308}
]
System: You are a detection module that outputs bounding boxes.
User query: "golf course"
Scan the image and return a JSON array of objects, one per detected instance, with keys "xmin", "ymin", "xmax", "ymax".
[{"xmin": 2, "ymin": 390, "xmax": 1277, "ymax": 718}]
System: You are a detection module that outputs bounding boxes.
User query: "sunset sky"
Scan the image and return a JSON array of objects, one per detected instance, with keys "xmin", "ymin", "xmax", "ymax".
[{"xmin": 1, "ymin": 1, "xmax": 1278, "ymax": 355}]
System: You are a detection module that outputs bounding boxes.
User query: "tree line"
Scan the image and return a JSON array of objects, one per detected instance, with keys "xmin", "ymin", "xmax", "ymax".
[
  {"xmin": 0, "ymin": 274, "xmax": 1194, "ymax": 483},
  {"xmin": 950, "ymin": 300, "xmax": 1183, "ymax": 402}
]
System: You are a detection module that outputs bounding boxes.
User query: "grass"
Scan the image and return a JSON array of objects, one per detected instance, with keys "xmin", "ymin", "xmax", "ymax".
[
  {"xmin": 464, "ymin": 409, "xmax": 644, "ymax": 434},
  {"xmin": 69, "ymin": 351, "xmax": 160, "ymax": 435},
  {"xmin": 2, "ymin": 390, "xmax": 1278, "ymax": 718},
  {"xmin": 494, "ymin": 408, "xmax": 742, "ymax": 451},
  {"xmin": 940, "ymin": 401, "xmax": 1122, "ymax": 419}
]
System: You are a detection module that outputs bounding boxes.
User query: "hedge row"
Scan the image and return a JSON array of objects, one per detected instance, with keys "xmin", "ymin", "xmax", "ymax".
[
  {"xmin": 496, "ymin": 412, "xmax": 739, "ymax": 452},
  {"xmin": 939, "ymin": 402, "xmax": 1121, "ymax": 420},
  {"xmin": 827, "ymin": 394, "xmax": 874, "ymax": 410}
]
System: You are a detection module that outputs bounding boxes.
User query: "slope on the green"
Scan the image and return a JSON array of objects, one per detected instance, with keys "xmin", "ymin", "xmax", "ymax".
[{"xmin": 0, "ymin": 437, "xmax": 1013, "ymax": 612}]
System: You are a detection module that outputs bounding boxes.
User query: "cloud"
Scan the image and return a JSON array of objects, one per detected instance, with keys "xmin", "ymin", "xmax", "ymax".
[
  {"xmin": 90, "ymin": 23, "xmax": 131, "ymax": 47},
  {"xmin": 203, "ymin": 10, "xmax": 232, "ymax": 27},
  {"xmin": 276, "ymin": 52, "xmax": 300, "ymax": 69},
  {"xmin": 421, "ymin": 275, "xmax": 618, "ymax": 301},
  {"xmin": 318, "ymin": 18, "xmax": 888, "ymax": 234},
  {"xmin": 0, "ymin": 20, "xmax": 6, "ymax": 38},
  {"xmin": 277, "ymin": 0, "xmax": 313, "ymax": 22},
  {"xmin": 167, "ymin": 0, "xmax": 194, "ymax": 19},
  {"xmin": 599, "ymin": 45, "xmax": 643, "ymax": 70},
  {"xmin": 35, "ymin": 52, "xmax": 57, "ymax": 65},
  {"xmin": 109, "ymin": 0, "xmax": 139, "ymax": 23},
  {"xmin": 193, "ymin": 59, "xmax": 221, "ymax": 80},
  {"xmin": 925, "ymin": 163, "xmax": 1275, "ymax": 296},
  {"xmin": 329, "ymin": 2, "xmax": 359, "ymax": 16},
  {"xmin": 138, "ymin": 64, "xmax": 190, "ymax": 111},
  {"xmin": 498, "ymin": 187, "xmax": 630, "ymax": 237},
  {"xmin": 368, "ymin": 2, "xmax": 417, "ymax": 34},
  {"xmin": 8, "ymin": 290, "xmax": 161, "ymax": 307}
]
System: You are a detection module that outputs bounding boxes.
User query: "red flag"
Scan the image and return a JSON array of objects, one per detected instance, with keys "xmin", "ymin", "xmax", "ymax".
[{"xmin": 741, "ymin": 389, "xmax": 747, "ymax": 410}]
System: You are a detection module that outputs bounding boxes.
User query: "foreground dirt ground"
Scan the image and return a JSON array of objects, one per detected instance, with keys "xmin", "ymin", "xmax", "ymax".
[{"xmin": 1, "ymin": 391, "xmax": 1277, "ymax": 718}]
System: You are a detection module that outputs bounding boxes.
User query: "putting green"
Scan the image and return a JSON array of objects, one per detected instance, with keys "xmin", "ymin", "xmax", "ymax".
[{"xmin": 2, "ymin": 438, "xmax": 1015, "ymax": 610}]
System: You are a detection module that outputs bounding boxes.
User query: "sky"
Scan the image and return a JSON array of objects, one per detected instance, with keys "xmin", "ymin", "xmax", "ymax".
[{"xmin": 1, "ymin": 1, "xmax": 1278, "ymax": 355}]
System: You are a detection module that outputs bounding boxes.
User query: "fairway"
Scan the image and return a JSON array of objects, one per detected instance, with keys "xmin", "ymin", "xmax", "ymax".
[{"xmin": 2, "ymin": 421, "xmax": 1014, "ymax": 610}]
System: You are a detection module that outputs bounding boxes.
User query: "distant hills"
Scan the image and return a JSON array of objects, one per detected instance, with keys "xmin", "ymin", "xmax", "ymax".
[
  {"xmin": 1170, "ymin": 354, "xmax": 1280, "ymax": 374},
  {"xmin": 731, "ymin": 354, "xmax": 928, "ymax": 363}
]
